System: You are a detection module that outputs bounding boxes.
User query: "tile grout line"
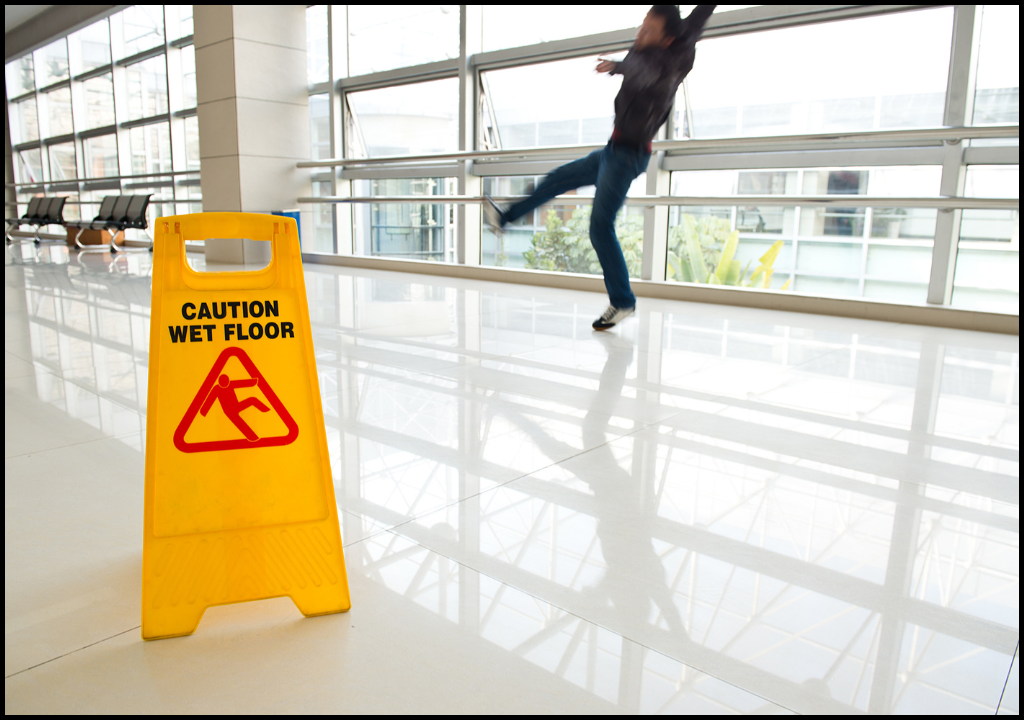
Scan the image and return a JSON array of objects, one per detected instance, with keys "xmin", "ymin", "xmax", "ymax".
[
  {"xmin": 4, "ymin": 427, "xmax": 143, "ymax": 461},
  {"xmin": 996, "ymin": 641, "xmax": 1019, "ymax": 715},
  {"xmin": 4, "ymin": 626, "xmax": 141, "ymax": 681}
]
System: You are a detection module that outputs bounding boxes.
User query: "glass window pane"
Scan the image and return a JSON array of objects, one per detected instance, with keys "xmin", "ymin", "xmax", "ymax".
[
  {"xmin": 78, "ymin": 190, "xmax": 102, "ymax": 221},
  {"xmin": 83, "ymin": 134, "xmax": 120, "ymax": 178},
  {"xmin": 6, "ymin": 55, "xmax": 35, "ymax": 98},
  {"xmin": 175, "ymin": 173, "xmax": 203, "ymax": 215},
  {"xmin": 668, "ymin": 167, "xmax": 941, "ymax": 303},
  {"xmin": 126, "ymin": 55, "xmax": 169, "ymax": 120},
  {"xmin": 310, "ymin": 93, "xmax": 331, "ymax": 159},
  {"xmin": 33, "ymin": 38, "xmax": 70, "ymax": 88},
  {"xmin": 352, "ymin": 178, "xmax": 455, "ymax": 261},
  {"xmin": 306, "ymin": 5, "xmax": 329, "ymax": 84},
  {"xmin": 10, "ymin": 97, "xmax": 39, "ymax": 145},
  {"xmin": 69, "ymin": 19, "xmax": 111, "ymax": 75},
  {"xmin": 181, "ymin": 44, "xmax": 196, "ymax": 108},
  {"xmin": 167, "ymin": 5, "xmax": 194, "ymax": 41},
  {"xmin": 677, "ymin": 8, "xmax": 953, "ymax": 138},
  {"xmin": 184, "ymin": 115, "xmax": 201, "ymax": 171},
  {"xmin": 122, "ymin": 6, "xmax": 165, "ymax": 57},
  {"xmin": 347, "ymin": 78, "xmax": 458, "ymax": 157},
  {"xmin": 15, "ymin": 149, "xmax": 44, "ymax": 185},
  {"xmin": 308, "ymin": 180, "xmax": 335, "ymax": 253},
  {"xmin": 48, "ymin": 142, "xmax": 78, "ymax": 182},
  {"xmin": 483, "ymin": 57, "xmax": 617, "ymax": 149},
  {"xmin": 973, "ymin": 5, "xmax": 1019, "ymax": 126},
  {"xmin": 42, "ymin": 86, "xmax": 73, "ymax": 137},
  {"xmin": 83, "ymin": 73, "xmax": 116, "ymax": 129},
  {"xmin": 347, "ymin": 5, "xmax": 459, "ymax": 76},
  {"xmin": 951, "ymin": 166, "xmax": 1019, "ymax": 313},
  {"xmin": 482, "ymin": 6, "xmax": 647, "ymax": 52},
  {"xmin": 54, "ymin": 191, "xmax": 81, "ymax": 222},
  {"xmin": 481, "ymin": 174, "xmax": 646, "ymax": 275},
  {"xmin": 129, "ymin": 122, "xmax": 172, "ymax": 175}
]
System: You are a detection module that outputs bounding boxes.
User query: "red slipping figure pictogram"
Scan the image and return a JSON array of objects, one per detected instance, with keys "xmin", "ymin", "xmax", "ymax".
[{"xmin": 174, "ymin": 346, "xmax": 298, "ymax": 453}]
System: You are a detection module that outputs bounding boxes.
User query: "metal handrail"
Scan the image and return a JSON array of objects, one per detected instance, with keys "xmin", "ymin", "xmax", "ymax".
[
  {"xmin": 297, "ymin": 195, "xmax": 1019, "ymax": 211},
  {"xmin": 6, "ymin": 169, "xmax": 200, "ymax": 189},
  {"xmin": 296, "ymin": 125, "xmax": 1019, "ymax": 169}
]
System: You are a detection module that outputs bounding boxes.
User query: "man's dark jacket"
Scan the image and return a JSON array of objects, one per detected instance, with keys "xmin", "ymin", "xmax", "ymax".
[{"xmin": 610, "ymin": 5, "xmax": 716, "ymax": 148}]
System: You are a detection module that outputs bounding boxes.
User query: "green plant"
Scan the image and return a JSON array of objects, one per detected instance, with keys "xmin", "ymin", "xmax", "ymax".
[
  {"xmin": 523, "ymin": 207, "xmax": 643, "ymax": 277},
  {"xmin": 667, "ymin": 213, "xmax": 789, "ymax": 290}
]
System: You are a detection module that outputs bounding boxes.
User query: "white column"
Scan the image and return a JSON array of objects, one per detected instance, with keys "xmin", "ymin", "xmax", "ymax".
[{"xmin": 194, "ymin": 5, "xmax": 311, "ymax": 264}]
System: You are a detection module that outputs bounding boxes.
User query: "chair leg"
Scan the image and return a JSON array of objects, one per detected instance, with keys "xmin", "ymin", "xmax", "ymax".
[
  {"xmin": 113, "ymin": 229, "xmax": 155, "ymax": 254},
  {"xmin": 35, "ymin": 223, "xmax": 66, "ymax": 246},
  {"xmin": 109, "ymin": 229, "xmax": 122, "ymax": 254},
  {"xmin": 77, "ymin": 228, "xmax": 114, "ymax": 255}
]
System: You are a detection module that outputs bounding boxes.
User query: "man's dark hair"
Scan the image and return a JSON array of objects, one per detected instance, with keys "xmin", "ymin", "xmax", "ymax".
[{"xmin": 649, "ymin": 4, "xmax": 686, "ymax": 39}]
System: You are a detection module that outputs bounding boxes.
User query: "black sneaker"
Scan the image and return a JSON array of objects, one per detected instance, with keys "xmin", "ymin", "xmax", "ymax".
[
  {"xmin": 592, "ymin": 305, "xmax": 635, "ymax": 331},
  {"xmin": 483, "ymin": 195, "xmax": 506, "ymax": 237}
]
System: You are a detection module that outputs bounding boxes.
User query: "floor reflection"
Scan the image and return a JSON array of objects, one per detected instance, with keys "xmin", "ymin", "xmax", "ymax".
[
  {"xmin": 315, "ymin": 270, "xmax": 1017, "ymax": 714},
  {"xmin": 6, "ymin": 247, "xmax": 1018, "ymax": 714},
  {"xmin": 350, "ymin": 531, "xmax": 785, "ymax": 713}
]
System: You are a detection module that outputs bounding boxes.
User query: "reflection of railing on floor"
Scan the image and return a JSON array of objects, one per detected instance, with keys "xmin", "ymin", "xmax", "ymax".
[{"xmin": 310, "ymin": 292, "xmax": 1018, "ymax": 713}]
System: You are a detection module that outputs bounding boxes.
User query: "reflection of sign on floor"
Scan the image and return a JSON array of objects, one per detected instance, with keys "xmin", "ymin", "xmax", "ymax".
[{"xmin": 173, "ymin": 346, "xmax": 298, "ymax": 453}]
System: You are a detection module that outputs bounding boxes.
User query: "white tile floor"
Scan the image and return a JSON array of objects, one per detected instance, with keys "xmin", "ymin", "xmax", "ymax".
[{"xmin": 4, "ymin": 243, "xmax": 1019, "ymax": 714}]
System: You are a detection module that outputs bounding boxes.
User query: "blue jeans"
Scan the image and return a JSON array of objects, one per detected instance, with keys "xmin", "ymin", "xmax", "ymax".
[{"xmin": 504, "ymin": 142, "xmax": 650, "ymax": 310}]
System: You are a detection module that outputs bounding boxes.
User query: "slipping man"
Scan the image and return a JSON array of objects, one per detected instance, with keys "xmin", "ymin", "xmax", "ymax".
[{"xmin": 484, "ymin": 4, "xmax": 716, "ymax": 330}]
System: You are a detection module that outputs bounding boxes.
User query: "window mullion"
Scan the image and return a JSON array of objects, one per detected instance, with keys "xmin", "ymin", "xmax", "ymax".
[{"xmin": 927, "ymin": 5, "xmax": 983, "ymax": 306}]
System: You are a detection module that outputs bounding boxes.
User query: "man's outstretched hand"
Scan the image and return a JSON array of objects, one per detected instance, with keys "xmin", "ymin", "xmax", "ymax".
[{"xmin": 596, "ymin": 59, "xmax": 616, "ymax": 74}]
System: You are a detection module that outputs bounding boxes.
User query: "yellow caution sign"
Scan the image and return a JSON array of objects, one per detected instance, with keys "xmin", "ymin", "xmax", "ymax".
[{"xmin": 142, "ymin": 213, "xmax": 350, "ymax": 640}]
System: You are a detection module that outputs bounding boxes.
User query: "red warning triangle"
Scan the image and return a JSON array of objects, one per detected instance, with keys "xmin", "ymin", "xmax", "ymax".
[{"xmin": 173, "ymin": 347, "xmax": 299, "ymax": 453}]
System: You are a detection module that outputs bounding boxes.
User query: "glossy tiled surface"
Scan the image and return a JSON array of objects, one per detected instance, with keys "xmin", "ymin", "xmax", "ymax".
[{"xmin": 5, "ymin": 243, "xmax": 1018, "ymax": 713}]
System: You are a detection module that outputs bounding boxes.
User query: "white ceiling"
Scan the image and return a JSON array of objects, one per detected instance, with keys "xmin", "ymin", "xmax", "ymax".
[{"xmin": 5, "ymin": 5, "xmax": 52, "ymax": 34}]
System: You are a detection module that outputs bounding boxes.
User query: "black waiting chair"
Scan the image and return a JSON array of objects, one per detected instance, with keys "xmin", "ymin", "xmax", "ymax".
[
  {"xmin": 6, "ymin": 197, "xmax": 44, "ymax": 241},
  {"xmin": 78, "ymin": 195, "xmax": 133, "ymax": 255},
  {"xmin": 69, "ymin": 196, "xmax": 119, "ymax": 249},
  {"xmin": 109, "ymin": 194, "xmax": 153, "ymax": 254},
  {"xmin": 32, "ymin": 197, "xmax": 67, "ymax": 244},
  {"xmin": 6, "ymin": 197, "xmax": 63, "ymax": 246},
  {"xmin": 6, "ymin": 197, "xmax": 48, "ymax": 244},
  {"xmin": 76, "ymin": 195, "xmax": 131, "ymax": 254}
]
